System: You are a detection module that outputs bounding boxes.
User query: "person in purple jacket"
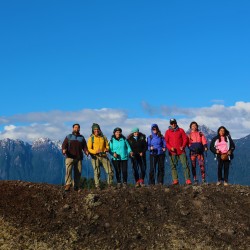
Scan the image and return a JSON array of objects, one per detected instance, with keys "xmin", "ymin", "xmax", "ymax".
[{"xmin": 147, "ymin": 124, "xmax": 166, "ymax": 185}]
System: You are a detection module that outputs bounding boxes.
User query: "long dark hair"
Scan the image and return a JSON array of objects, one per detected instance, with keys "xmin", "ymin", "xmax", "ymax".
[
  {"xmin": 217, "ymin": 126, "xmax": 230, "ymax": 142},
  {"xmin": 152, "ymin": 126, "xmax": 163, "ymax": 137}
]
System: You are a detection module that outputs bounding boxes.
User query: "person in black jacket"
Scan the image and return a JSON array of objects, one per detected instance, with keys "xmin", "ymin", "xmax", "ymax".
[
  {"xmin": 210, "ymin": 126, "xmax": 235, "ymax": 186},
  {"xmin": 127, "ymin": 127, "xmax": 147, "ymax": 187},
  {"xmin": 62, "ymin": 123, "xmax": 89, "ymax": 192}
]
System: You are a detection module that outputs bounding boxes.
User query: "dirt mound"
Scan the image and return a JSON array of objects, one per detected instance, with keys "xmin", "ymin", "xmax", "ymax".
[{"xmin": 0, "ymin": 181, "xmax": 249, "ymax": 249}]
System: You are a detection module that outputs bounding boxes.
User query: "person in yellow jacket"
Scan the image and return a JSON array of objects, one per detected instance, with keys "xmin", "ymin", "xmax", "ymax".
[{"xmin": 87, "ymin": 123, "xmax": 114, "ymax": 189}]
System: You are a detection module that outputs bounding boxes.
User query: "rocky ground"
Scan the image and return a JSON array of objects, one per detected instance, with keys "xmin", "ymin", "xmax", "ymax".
[{"xmin": 0, "ymin": 180, "xmax": 249, "ymax": 250}]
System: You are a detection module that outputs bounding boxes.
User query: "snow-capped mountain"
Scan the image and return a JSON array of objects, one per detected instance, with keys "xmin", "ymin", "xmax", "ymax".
[
  {"xmin": 0, "ymin": 129, "xmax": 249, "ymax": 186},
  {"xmin": 32, "ymin": 137, "xmax": 62, "ymax": 151},
  {"xmin": 0, "ymin": 138, "xmax": 62, "ymax": 184},
  {"xmin": 186, "ymin": 124, "xmax": 217, "ymax": 141}
]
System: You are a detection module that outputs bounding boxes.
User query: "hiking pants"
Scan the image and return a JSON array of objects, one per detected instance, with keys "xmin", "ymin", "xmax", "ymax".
[
  {"xmin": 131, "ymin": 154, "xmax": 146, "ymax": 183},
  {"xmin": 217, "ymin": 157, "xmax": 230, "ymax": 182},
  {"xmin": 190, "ymin": 152, "xmax": 205, "ymax": 180},
  {"xmin": 149, "ymin": 154, "xmax": 165, "ymax": 185},
  {"xmin": 169, "ymin": 153, "xmax": 191, "ymax": 181},
  {"xmin": 91, "ymin": 155, "xmax": 114, "ymax": 188},
  {"xmin": 65, "ymin": 158, "xmax": 82, "ymax": 189},
  {"xmin": 112, "ymin": 159, "xmax": 128, "ymax": 184}
]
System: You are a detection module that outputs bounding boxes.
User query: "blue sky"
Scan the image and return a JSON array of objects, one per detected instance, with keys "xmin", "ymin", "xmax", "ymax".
[{"xmin": 0, "ymin": 0, "xmax": 249, "ymax": 141}]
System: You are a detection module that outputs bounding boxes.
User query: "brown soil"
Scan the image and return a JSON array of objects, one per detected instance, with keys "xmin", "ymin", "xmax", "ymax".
[{"xmin": 0, "ymin": 180, "xmax": 250, "ymax": 250}]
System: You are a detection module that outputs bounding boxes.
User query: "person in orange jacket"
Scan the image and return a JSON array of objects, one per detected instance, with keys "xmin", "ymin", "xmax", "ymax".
[
  {"xmin": 165, "ymin": 118, "xmax": 191, "ymax": 185},
  {"xmin": 187, "ymin": 121, "xmax": 208, "ymax": 185}
]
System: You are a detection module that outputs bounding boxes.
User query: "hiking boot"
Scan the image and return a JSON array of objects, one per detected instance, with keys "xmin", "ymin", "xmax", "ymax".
[
  {"xmin": 64, "ymin": 184, "xmax": 71, "ymax": 192},
  {"xmin": 135, "ymin": 181, "xmax": 140, "ymax": 188},
  {"xmin": 224, "ymin": 181, "xmax": 229, "ymax": 186},
  {"xmin": 139, "ymin": 179, "xmax": 145, "ymax": 187},
  {"xmin": 186, "ymin": 179, "xmax": 192, "ymax": 185},
  {"xmin": 216, "ymin": 181, "xmax": 222, "ymax": 186},
  {"xmin": 108, "ymin": 184, "xmax": 116, "ymax": 190},
  {"xmin": 172, "ymin": 180, "xmax": 179, "ymax": 185},
  {"xmin": 202, "ymin": 179, "xmax": 207, "ymax": 185},
  {"xmin": 193, "ymin": 180, "xmax": 199, "ymax": 185},
  {"xmin": 122, "ymin": 183, "xmax": 127, "ymax": 189},
  {"xmin": 138, "ymin": 178, "xmax": 144, "ymax": 184},
  {"xmin": 74, "ymin": 188, "xmax": 82, "ymax": 193}
]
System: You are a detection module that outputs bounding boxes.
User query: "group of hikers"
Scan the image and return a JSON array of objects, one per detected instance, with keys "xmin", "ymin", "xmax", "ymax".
[{"xmin": 61, "ymin": 119, "xmax": 235, "ymax": 192}]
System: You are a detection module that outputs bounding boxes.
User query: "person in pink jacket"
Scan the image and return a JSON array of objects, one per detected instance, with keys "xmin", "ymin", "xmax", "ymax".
[
  {"xmin": 187, "ymin": 121, "xmax": 208, "ymax": 185},
  {"xmin": 165, "ymin": 118, "xmax": 192, "ymax": 185}
]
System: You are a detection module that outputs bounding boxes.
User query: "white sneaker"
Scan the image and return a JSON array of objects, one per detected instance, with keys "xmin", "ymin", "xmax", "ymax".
[
  {"xmin": 224, "ymin": 182, "xmax": 229, "ymax": 186},
  {"xmin": 216, "ymin": 181, "xmax": 222, "ymax": 186}
]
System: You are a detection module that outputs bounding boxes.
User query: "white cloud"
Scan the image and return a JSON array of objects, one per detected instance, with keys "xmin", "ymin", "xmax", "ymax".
[
  {"xmin": 0, "ymin": 102, "xmax": 250, "ymax": 141},
  {"xmin": 4, "ymin": 125, "xmax": 16, "ymax": 131},
  {"xmin": 142, "ymin": 101, "xmax": 250, "ymax": 139}
]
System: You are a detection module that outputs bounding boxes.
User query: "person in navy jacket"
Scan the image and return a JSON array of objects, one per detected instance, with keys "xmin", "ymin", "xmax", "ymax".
[{"xmin": 127, "ymin": 128, "xmax": 147, "ymax": 187}]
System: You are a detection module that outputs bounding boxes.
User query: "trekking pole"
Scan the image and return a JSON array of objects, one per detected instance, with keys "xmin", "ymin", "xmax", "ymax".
[
  {"xmin": 62, "ymin": 156, "xmax": 65, "ymax": 186},
  {"xmin": 136, "ymin": 154, "xmax": 140, "ymax": 184},
  {"xmin": 165, "ymin": 153, "xmax": 169, "ymax": 185},
  {"xmin": 133, "ymin": 155, "xmax": 139, "ymax": 186},
  {"xmin": 141, "ymin": 155, "xmax": 148, "ymax": 185},
  {"xmin": 87, "ymin": 154, "xmax": 90, "ymax": 191},
  {"xmin": 204, "ymin": 151, "xmax": 209, "ymax": 184},
  {"xmin": 106, "ymin": 152, "xmax": 111, "ymax": 187},
  {"xmin": 93, "ymin": 155, "xmax": 97, "ymax": 189},
  {"xmin": 165, "ymin": 152, "xmax": 172, "ymax": 186},
  {"xmin": 214, "ymin": 154, "xmax": 219, "ymax": 184},
  {"xmin": 152, "ymin": 154, "xmax": 156, "ymax": 185},
  {"xmin": 131, "ymin": 155, "xmax": 136, "ymax": 186}
]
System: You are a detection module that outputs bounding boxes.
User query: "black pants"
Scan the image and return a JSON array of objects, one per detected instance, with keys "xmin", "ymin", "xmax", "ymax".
[
  {"xmin": 217, "ymin": 157, "xmax": 230, "ymax": 182},
  {"xmin": 112, "ymin": 160, "xmax": 128, "ymax": 184},
  {"xmin": 149, "ymin": 154, "xmax": 165, "ymax": 185},
  {"xmin": 131, "ymin": 155, "xmax": 146, "ymax": 182}
]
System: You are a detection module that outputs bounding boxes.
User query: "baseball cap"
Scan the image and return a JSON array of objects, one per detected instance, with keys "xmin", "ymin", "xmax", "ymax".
[{"xmin": 170, "ymin": 118, "xmax": 177, "ymax": 124}]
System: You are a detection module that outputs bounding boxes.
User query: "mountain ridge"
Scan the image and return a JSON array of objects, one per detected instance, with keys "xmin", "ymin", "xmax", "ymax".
[{"xmin": 0, "ymin": 125, "xmax": 249, "ymax": 186}]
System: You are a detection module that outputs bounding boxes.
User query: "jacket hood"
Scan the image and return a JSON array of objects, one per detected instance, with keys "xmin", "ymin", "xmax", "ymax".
[
  {"xmin": 151, "ymin": 124, "xmax": 159, "ymax": 129},
  {"xmin": 151, "ymin": 124, "xmax": 159, "ymax": 134}
]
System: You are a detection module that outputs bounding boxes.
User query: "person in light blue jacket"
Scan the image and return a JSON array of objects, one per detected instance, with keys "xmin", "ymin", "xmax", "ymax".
[
  {"xmin": 109, "ymin": 127, "xmax": 133, "ymax": 188},
  {"xmin": 147, "ymin": 124, "xmax": 166, "ymax": 185}
]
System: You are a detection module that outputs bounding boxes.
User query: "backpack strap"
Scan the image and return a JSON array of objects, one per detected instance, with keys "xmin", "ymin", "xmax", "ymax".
[{"xmin": 91, "ymin": 135, "xmax": 94, "ymax": 149}]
